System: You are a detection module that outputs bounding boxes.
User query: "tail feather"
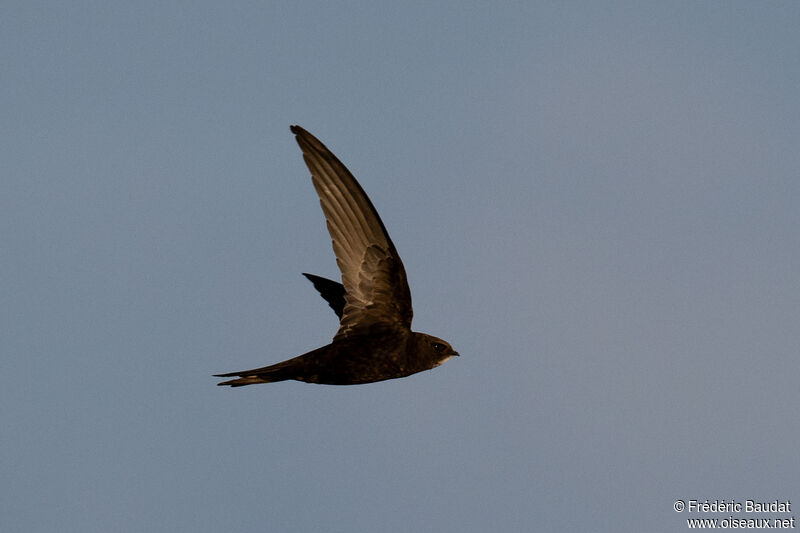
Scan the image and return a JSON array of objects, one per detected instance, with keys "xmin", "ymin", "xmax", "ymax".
[
  {"xmin": 216, "ymin": 377, "xmax": 256, "ymax": 387},
  {"xmin": 214, "ymin": 374, "xmax": 270, "ymax": 387},
  {"xmin": 214, "ymin": 360, "xmax": 297, "ymax": 387}
]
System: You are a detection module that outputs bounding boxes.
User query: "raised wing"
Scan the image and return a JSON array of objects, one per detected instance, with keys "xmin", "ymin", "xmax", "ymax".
[
  {"xmin": 291, "ymin": 125, "xmax": 413, "ymax": 337},
  {"xmin": 302, "ymin": 273, "xmax": 345, "ymax": 319}
]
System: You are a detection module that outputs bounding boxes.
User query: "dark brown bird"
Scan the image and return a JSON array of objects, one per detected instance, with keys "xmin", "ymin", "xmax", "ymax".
[{"xmin": 215, "ymin": 126, "xmax": 458, "ymax": 386}]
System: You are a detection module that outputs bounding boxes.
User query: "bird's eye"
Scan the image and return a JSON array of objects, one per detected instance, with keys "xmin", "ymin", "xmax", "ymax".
[{"xmin": 432, "ymin": 343, "xmax": 445, "ymax": 352}]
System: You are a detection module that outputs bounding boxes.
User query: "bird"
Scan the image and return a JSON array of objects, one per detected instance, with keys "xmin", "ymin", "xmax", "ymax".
[{"xmin": 215, "ymin": 125, "xmax": 458, "ymax": 386}]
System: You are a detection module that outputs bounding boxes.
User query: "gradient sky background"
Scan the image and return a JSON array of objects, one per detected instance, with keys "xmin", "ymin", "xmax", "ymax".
[{"xmin": 3, "ymin": 2, "xmax": 799, "ymax": 532}]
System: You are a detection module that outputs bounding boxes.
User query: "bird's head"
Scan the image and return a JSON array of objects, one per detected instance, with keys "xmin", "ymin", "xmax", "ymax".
[{"xmin": 417, "ymin": 333, "xmax": 459, "ymax": 367}]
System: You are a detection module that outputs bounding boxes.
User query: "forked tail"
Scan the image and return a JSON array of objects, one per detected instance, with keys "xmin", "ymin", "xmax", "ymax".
[{"xmin": 214, "ymin": 360, "xmax": 298, "ymax": 387}]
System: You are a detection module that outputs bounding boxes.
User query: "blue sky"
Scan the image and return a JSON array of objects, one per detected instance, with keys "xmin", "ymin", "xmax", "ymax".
[{"xmin": 3, "ymin": 2, "xmax": 799, "ymax": 532}]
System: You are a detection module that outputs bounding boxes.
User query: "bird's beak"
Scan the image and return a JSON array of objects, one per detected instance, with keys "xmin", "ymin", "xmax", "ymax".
[{"xmin": 452, "ymin": 351, "xmax": 460, "ymax": 356}]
